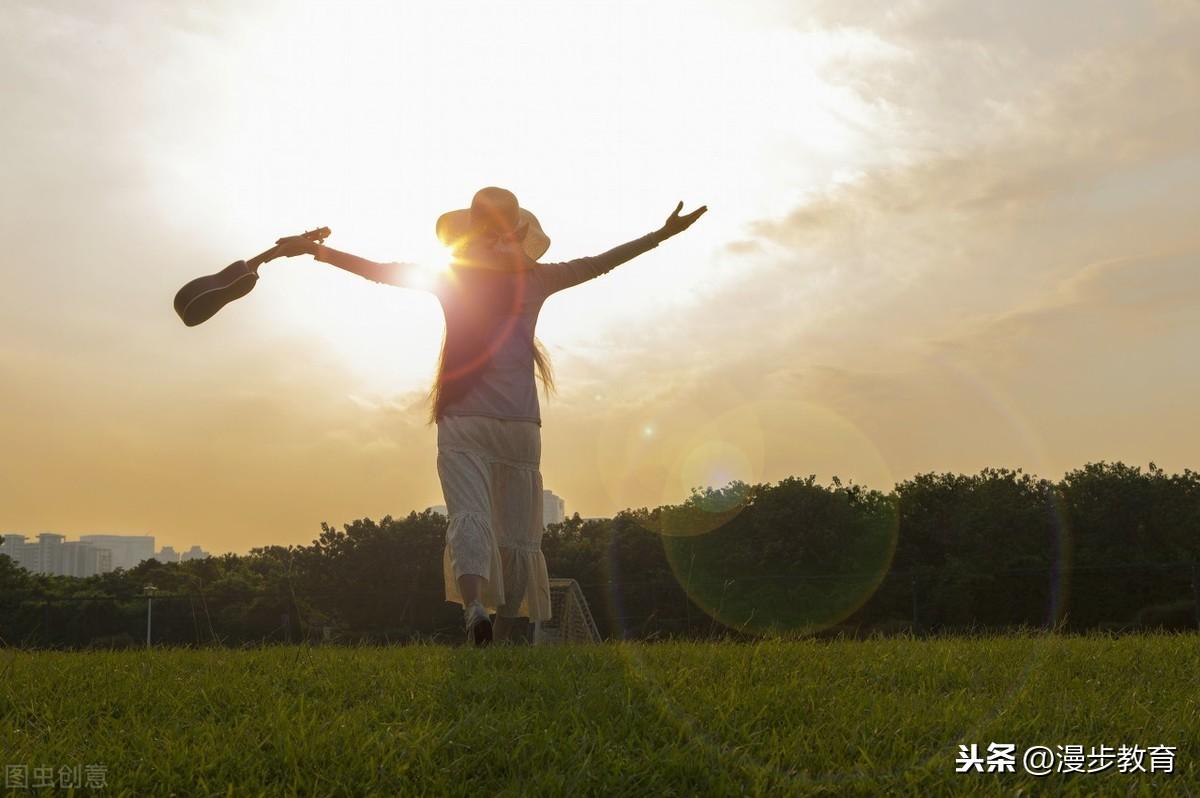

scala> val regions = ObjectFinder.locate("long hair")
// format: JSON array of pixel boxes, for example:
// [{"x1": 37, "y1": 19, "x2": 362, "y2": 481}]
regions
[{"x1": 428, "y1": 244, "x2": 555, "y2": 423}]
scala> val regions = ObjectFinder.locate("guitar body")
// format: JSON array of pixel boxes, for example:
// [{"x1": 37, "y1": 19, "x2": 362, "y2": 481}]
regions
[
  {"x1": 173, "y1": 226, "x2": 329, "y2": 326},
  {"x1": 174, "y1": 260, "x2": 258, "y2": 327}
]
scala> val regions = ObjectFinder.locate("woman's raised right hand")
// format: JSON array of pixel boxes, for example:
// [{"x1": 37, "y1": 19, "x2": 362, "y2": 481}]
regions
[{"x1": 656, "y1": 201, "x2": 708, "y2": 241}]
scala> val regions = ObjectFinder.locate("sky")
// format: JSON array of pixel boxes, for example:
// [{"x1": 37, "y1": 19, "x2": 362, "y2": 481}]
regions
[{"x1": 2, "y1": 0, "x2": 1198, "y2": 555}]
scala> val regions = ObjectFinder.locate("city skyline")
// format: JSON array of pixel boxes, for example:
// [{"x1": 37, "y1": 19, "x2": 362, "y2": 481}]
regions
[{"x1": 0, "y1": 533, "x2": 210, "y2": 576}]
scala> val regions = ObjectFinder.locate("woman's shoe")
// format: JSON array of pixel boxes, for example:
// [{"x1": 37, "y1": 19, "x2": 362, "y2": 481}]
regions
[{"x1": 464, "y1": 601, "x2": 493, "y2": 647}]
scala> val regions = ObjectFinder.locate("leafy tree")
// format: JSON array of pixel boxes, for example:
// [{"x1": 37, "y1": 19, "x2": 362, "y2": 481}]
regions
[{"x1": 2, "y1": 461, "x2": 1197, "y2": 646}]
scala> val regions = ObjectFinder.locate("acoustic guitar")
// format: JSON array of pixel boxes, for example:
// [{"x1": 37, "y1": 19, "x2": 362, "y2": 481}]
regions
[{"x1": 173, "y1": 226, "x2": 330, "y2": 327}]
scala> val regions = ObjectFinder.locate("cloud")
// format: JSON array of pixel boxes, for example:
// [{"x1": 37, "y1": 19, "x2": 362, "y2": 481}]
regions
[
  {"x1": 544, "y1": 0, "x2": 1200, "y2": 490},
  {"x1": 919, "y1": 248, "x2": 1200, "y2": 371},
  {"x1": 785, "y1": 246, "x2": 1200, "y2": 480}
]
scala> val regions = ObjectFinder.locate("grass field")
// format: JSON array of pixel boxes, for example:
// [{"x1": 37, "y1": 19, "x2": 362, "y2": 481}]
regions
[{"x1": 0, "y1": 632, "x2": 1196, "y2": 796}]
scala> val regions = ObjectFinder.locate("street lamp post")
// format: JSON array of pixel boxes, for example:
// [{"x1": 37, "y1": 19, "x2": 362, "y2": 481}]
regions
[{"x1": 144, "y1": 585, "x2": 158, "y2": 648}]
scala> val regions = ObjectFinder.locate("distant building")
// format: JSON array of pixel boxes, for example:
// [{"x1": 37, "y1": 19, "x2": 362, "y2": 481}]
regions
[
  {"x1": 1, "y1": 533, "x2": 113, "y2": 577},
  {"x1": 426, "y1": 505, "x2": 448, "y2": 517},
  {"x1": 542, "y1": 490, "x2": 566, "y2": 529},
  {"x1": 156, "y1": 546, "x2": 181, "y2": 563},
  {"x1": 61, "y1": 541, "x2": 109, "y2": 577},
  {"x1": 1, "y1": 534, "x2": 27, "y2": 569},
  {"x1": 180, "y1": 545, "x2": 210, "y2": 562},
  {"x1": 35, "y1": 533, "x2": 65, "y2": 575},
  {"x1": 79, "y1": 535, "x2": 155, "y2": 571},
  {"x1": 0, "y1": 533, "x2": 215, "y2": 574}
]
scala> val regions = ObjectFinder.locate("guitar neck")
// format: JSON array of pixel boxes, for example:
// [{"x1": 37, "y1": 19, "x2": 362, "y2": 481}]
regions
[
  {"x1": 245, "y1": 226, "x2": 330, "y2": 273},
  {"x1": 245, "y1": 244, "x2": 285, "y2": 273}
]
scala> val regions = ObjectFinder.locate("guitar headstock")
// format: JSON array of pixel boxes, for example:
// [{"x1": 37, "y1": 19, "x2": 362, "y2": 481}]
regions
[{"x1": 300, "y1": 226, "x2": 331, "y2": 244}]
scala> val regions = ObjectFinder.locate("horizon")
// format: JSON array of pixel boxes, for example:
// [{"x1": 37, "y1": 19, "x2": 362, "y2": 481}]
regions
[
  {"x1": 2, "y1": 1, "x2": 1198, "y2": 556},
  {"x1": 0, "y1": 458, "x2": 1179, "y2": 558}
]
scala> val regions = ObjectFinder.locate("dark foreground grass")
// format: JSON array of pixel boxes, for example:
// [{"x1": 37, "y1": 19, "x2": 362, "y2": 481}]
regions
[{"x1": 0, "y1": 632, "x2": 1197, "y2": 796}]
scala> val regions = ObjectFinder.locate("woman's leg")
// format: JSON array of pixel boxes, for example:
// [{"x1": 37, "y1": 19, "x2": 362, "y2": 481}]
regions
[
  {"x1": 458, "y1": 574, "x2": 484, "y2": 605},
  {"x1": 493, "y1": 614, "x2": 517, "y2": 642},
  {"x1": 437, "y1": 419, "x2": 505, "y2": 619},
  {"x1": 488, "y1": 420, "x2": 549, "y2": 642},
  {"x1": 459, "y1": 573, "x2": 492, "y2": 645}
]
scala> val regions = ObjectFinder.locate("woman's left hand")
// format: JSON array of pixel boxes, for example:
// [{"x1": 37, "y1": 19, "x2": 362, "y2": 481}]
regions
[{"x1": 274, "y1": 235, "x2": 318, "y2": 258}]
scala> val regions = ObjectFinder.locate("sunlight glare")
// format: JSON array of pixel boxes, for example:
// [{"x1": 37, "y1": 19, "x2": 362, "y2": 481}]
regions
[{"x1": 405, "y1": 241, "x2": 455, "y2": 291}]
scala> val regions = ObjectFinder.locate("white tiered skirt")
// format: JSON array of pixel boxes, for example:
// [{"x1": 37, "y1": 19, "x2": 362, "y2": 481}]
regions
[{"x1": 436, "y1": 414, "x2": 552, "y2": 622}]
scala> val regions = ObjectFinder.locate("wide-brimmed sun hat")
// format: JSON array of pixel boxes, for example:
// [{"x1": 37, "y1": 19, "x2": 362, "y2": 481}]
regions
[{"x1": 436, "y1": 186, "x2": 551, "y2": 262}]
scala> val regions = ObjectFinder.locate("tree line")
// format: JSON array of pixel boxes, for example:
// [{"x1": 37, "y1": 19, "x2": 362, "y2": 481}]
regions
[{"x1": 1, "y1": 460, "x2": 1198, "y2": 647}]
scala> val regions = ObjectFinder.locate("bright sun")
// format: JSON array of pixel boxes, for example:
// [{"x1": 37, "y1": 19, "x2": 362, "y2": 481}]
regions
[{"x1": 417, "y1": 243, "x2": 454, "y2": 275}]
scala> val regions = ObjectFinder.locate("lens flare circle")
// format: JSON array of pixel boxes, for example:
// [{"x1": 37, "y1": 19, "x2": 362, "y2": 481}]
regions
[{"x1": 595, "y1": 357, "x2": 1075, "y2": 788}]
